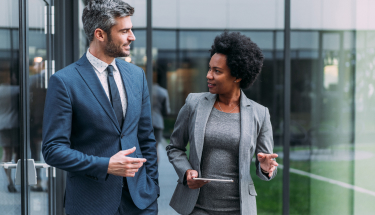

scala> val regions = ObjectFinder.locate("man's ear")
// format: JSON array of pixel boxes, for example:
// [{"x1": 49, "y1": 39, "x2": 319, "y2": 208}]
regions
[{"x1": 94, "y1": 28, "x2": 106, "y2": 42}]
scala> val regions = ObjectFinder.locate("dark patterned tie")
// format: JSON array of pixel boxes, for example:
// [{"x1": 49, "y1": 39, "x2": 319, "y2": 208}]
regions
[{"x1": 107, "y1": 65, "x2": 124, "y2": 128}]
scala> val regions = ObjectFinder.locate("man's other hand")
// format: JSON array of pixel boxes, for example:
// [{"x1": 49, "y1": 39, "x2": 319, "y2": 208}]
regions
[{"x1": 107, "y1": 147, "x2": 147, "y2": 177}]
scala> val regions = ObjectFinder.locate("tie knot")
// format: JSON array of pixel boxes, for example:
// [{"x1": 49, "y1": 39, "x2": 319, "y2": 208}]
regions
[{"x1": 107, "y1": 65, "x2": 114, "y2": 76}]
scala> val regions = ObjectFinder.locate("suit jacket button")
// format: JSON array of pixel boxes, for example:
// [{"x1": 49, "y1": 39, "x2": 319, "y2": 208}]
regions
[{"x1": 121, "y1": 134, "x2": 124, "y2": 138}]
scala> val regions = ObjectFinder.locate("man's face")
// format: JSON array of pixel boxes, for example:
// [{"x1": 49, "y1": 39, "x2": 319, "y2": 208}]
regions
[{"x1": 104, "y1": 16, "x2": 136, "y2": 58}]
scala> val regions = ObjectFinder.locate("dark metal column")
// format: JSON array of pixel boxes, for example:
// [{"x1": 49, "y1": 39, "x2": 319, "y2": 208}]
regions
[
  {"x1": 176, "y1": 29, "x2": 180, "y2": 69},
  {"x1": 350, "y1": 30, "x2": 356, "y2": 215},
  {"x1": 73, "y1": 0, "x2": 80, "y2": 61},
  {"x1": 146, "y1": 0, "x2": 153, "y2": 96},
  {"x1": 19, "y1": 0, "x2": 29, "y2": 214},
  {"x1": 54, "y1": 1, "x2": 73, "y2": 214},
  {"x1": 283, "y1": 0, "x2": 291, "y2": 214}
]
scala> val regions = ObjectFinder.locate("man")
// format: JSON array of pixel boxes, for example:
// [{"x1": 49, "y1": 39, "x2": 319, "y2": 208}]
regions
[
  {"x1": 42, "y1": 1, "x2": 159, "y2": 214},
  {"x1": 152, "y1": 77, "x2": 170, "y2": 162}
]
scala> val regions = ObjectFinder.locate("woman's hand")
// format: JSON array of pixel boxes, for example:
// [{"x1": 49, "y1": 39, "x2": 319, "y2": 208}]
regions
[
  {"x1": 257, "y1": 153, "x2": 278, "y2": 177},
  {"x1": 185, "y1": 169, "x2": 210, "y2": 189}
]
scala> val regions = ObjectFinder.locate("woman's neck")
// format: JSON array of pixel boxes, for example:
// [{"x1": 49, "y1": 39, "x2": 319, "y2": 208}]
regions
[{"x1": 217, "y1": 89, "x2": 241, "y2": 105}]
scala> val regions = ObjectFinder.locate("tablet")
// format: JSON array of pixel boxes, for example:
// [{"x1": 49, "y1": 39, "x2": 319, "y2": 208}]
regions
[{"x1": 193, "y1": 178, "x2": 234, "y2": 182}]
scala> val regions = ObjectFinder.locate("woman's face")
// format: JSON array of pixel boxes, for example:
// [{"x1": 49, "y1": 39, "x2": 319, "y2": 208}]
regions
[{"x1": 207, "y1": 53, "x2": 239, "y2": 95}]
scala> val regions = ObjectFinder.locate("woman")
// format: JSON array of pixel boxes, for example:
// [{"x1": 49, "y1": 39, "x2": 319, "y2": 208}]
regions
[{"x1": 166, "y1": 31, "x2": 278, "y2": 215}]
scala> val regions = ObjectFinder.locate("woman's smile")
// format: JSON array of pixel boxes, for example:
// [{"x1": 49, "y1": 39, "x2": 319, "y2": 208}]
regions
[{"x1": 207, "y1": 82, "x2": 215, "y2": 88}]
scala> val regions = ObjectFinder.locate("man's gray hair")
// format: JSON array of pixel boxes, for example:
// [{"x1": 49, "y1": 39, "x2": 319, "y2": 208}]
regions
[{"x1": 82, "y1": 0, "x2": 134, "y2": 42}]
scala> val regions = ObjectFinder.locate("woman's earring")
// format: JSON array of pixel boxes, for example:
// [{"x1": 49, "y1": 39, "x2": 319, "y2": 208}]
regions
[{"x1": 234, "y1": 80, "x2": 236, "y2": 82}]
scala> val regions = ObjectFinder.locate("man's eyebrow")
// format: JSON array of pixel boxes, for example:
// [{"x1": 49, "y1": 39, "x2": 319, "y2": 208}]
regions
[
  {"x1": 118, "y1": 26, "x2": 133, "y2": 32},
  {"x1": 211, "y1": 66, "x2": 223, "y2": 70}
]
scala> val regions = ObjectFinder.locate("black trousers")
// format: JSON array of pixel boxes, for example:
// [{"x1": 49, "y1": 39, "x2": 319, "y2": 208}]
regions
[{"x1": 114, "y1": 185, "x2": 158, "y2": 215}]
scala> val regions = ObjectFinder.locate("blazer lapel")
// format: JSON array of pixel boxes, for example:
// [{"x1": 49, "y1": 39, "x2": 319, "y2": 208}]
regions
[
  {"x1": 239, "y1": 90, "x2": 254, "y2": 158},
  {"x1": 238, "y1": 90, "x2": 254, "y2": 215},
  {"x1": 75, "y1": 54, "x2": 121, "y2": 132},
  {"x1": 194, "y1": 93, "x2": 216, "y2": 163}
]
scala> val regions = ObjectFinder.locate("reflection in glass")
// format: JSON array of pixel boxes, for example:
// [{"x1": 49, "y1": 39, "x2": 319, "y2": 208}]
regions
[
  {"x1": 0, "y1": 0, "x2": 21, "y2": 214},
  {"x1": 354, "y1": 30, "x2": 375, "y2": 214},
  {"x1": 78, "y1": 0, "x2": 89, "y2": 58},
  {"x1": 288, "y1": 30, "x2": 357, "y2": 214},
  {"x1": 128, "y1": 29, "x2": 147, "y2": 71},
  {"x1": 29, "y1": 0, "x2": 49, "y2": 214}
]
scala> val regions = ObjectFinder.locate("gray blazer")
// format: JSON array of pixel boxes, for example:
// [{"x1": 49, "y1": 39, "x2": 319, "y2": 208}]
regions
[{"x1": 166, "y1": 91, "x2": 277, "y2": 215}]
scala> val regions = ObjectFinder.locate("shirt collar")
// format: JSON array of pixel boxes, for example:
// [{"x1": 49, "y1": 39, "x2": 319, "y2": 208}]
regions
[{"x1": 86, "y1": 48, "x2": 118, "y2": 74}]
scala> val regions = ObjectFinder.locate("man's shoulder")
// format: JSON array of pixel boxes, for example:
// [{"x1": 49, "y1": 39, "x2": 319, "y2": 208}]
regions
[
  {"x1": 54, "y1": 62, "x2": 78, "y2": 78},
  {"x1": 115, "y1": 59, "x2": 143, "y2": 74}
]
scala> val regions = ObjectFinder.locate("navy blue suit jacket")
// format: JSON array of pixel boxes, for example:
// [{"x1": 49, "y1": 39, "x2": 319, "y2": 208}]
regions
[{"x1": 42, "y1": 54, "x2": 159, "y2": 215}]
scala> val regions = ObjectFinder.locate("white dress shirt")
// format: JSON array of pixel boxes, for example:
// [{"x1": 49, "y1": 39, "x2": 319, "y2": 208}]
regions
[{"x1": 86, "y1": 49, "x2": 127, "y2": 117}]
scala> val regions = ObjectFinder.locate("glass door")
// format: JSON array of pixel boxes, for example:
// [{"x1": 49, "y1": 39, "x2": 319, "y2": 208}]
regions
[
  {"x1": 0, "y1": 0, "x2": 55, "y2": 214},
  {"x1": 28, "y1": 0, "x2": 55, "y2": 214},
  {"x1": 0, "y1": 0, "x2": 22, "y2": 214}
]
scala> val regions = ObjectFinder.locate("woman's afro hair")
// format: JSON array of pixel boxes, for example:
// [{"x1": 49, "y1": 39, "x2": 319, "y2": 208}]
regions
[{"x1": 210, "y1": 31, "x2": 264, "y2": 89}]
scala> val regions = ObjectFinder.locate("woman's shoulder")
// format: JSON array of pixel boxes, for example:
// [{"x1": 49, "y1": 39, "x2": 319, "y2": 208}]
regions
[
  {"x1": 185, "y1": 92, "x2": 211, "y2": 108},
  {"x1": 242, "y1": 94, "x2": 268, "y2": 119},
  {"x1": 249, "y1": 99, "x2": 266, "y2": 110},
  {"x1": 186, "y1": 92, "x2": 210, "y2": 101}
]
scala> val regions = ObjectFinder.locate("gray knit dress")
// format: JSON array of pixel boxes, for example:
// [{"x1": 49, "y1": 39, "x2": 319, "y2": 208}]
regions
[{"x1": 190, "y1": 107, "x2": 241, "y2": 215}]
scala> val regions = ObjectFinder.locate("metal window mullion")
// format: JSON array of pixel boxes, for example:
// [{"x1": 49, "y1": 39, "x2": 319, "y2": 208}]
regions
[
  {"x1": 19, "y1": 0, "x2": 29, "y2": 214},
  {"x1": 51, "y1": 6, "x2": 55, "y2": 35},
  {"x1": 282, "y1": 0, "x2": 291, "y2": 215},
  {"x1": 53, "y1": 1, "x2": 68, "y2": 215},
  {"x1": 146, "y1": 0, "x2": 153, "y2": 98},
  {"x1": 73, "y1": 0, "x2": 80, "y2": 61},
  {"x1": 45, "y1": 2, "x2": 55, "y2": 214}
]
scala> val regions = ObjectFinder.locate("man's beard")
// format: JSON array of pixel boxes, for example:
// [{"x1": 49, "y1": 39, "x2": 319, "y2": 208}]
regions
[{"x1": 104, "y1": 35, "x2": 130, "y2": 58}]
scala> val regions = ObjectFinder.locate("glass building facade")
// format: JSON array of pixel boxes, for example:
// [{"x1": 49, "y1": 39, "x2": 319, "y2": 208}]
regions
[{"x1": 0, "y1": 0, "x2": 374, "y2": 214}]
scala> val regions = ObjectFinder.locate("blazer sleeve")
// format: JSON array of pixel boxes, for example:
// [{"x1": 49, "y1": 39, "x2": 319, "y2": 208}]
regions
[
  {"x1": 42, "y1": 74, "x2": 110, "y2": 182},
  {"x1": 255, "y1": 107, "x2": 277, "y2": 181},
  {"x1": 166, "y1": 94, "x2": 193, "y2": 184},
  {"x1": 137, "y1": 70, "x2": 159, "y2": 185}
]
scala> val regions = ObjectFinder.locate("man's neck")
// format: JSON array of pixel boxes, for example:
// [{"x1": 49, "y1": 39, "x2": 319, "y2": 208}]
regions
[{"x1": 88, "y1": 44, "x2": 114, "y2": 65}]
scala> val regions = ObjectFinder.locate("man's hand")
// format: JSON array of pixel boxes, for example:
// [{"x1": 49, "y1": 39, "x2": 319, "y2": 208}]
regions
[
  {"x1": 107, "y1": 147, "x2": 147, "y2": 177},
  {"x1": 258, "y1": 152, "x2": 278, "y2": 178},
  {"x1": 186, "y1": 169, "x2": 209, "y2": 189}
]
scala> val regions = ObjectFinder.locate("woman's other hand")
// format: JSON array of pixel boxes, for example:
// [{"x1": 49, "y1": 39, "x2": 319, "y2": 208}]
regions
[
  {"x1": 258, "y1": 153, "x2": 279, "y2": 177},
  {"x1": 185, "y1": 169, "x2": 210, "y2": 189}
]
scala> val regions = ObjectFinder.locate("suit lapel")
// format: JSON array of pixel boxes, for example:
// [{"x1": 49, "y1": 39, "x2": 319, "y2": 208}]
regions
[
  {"x1": 194, "y1": 93, "x2": 216, "y2": 163},
  {"x1": 116, "y1": 60, "x2": 135, "y2": 133},
  {"x1": 75, "y1": 54, "x2": 121, "y2": 132}
]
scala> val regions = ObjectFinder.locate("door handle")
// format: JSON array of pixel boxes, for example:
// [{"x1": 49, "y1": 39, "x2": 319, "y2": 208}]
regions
[{"x1": 1, "y1": 159, "x2": 54, "y2": 185}]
